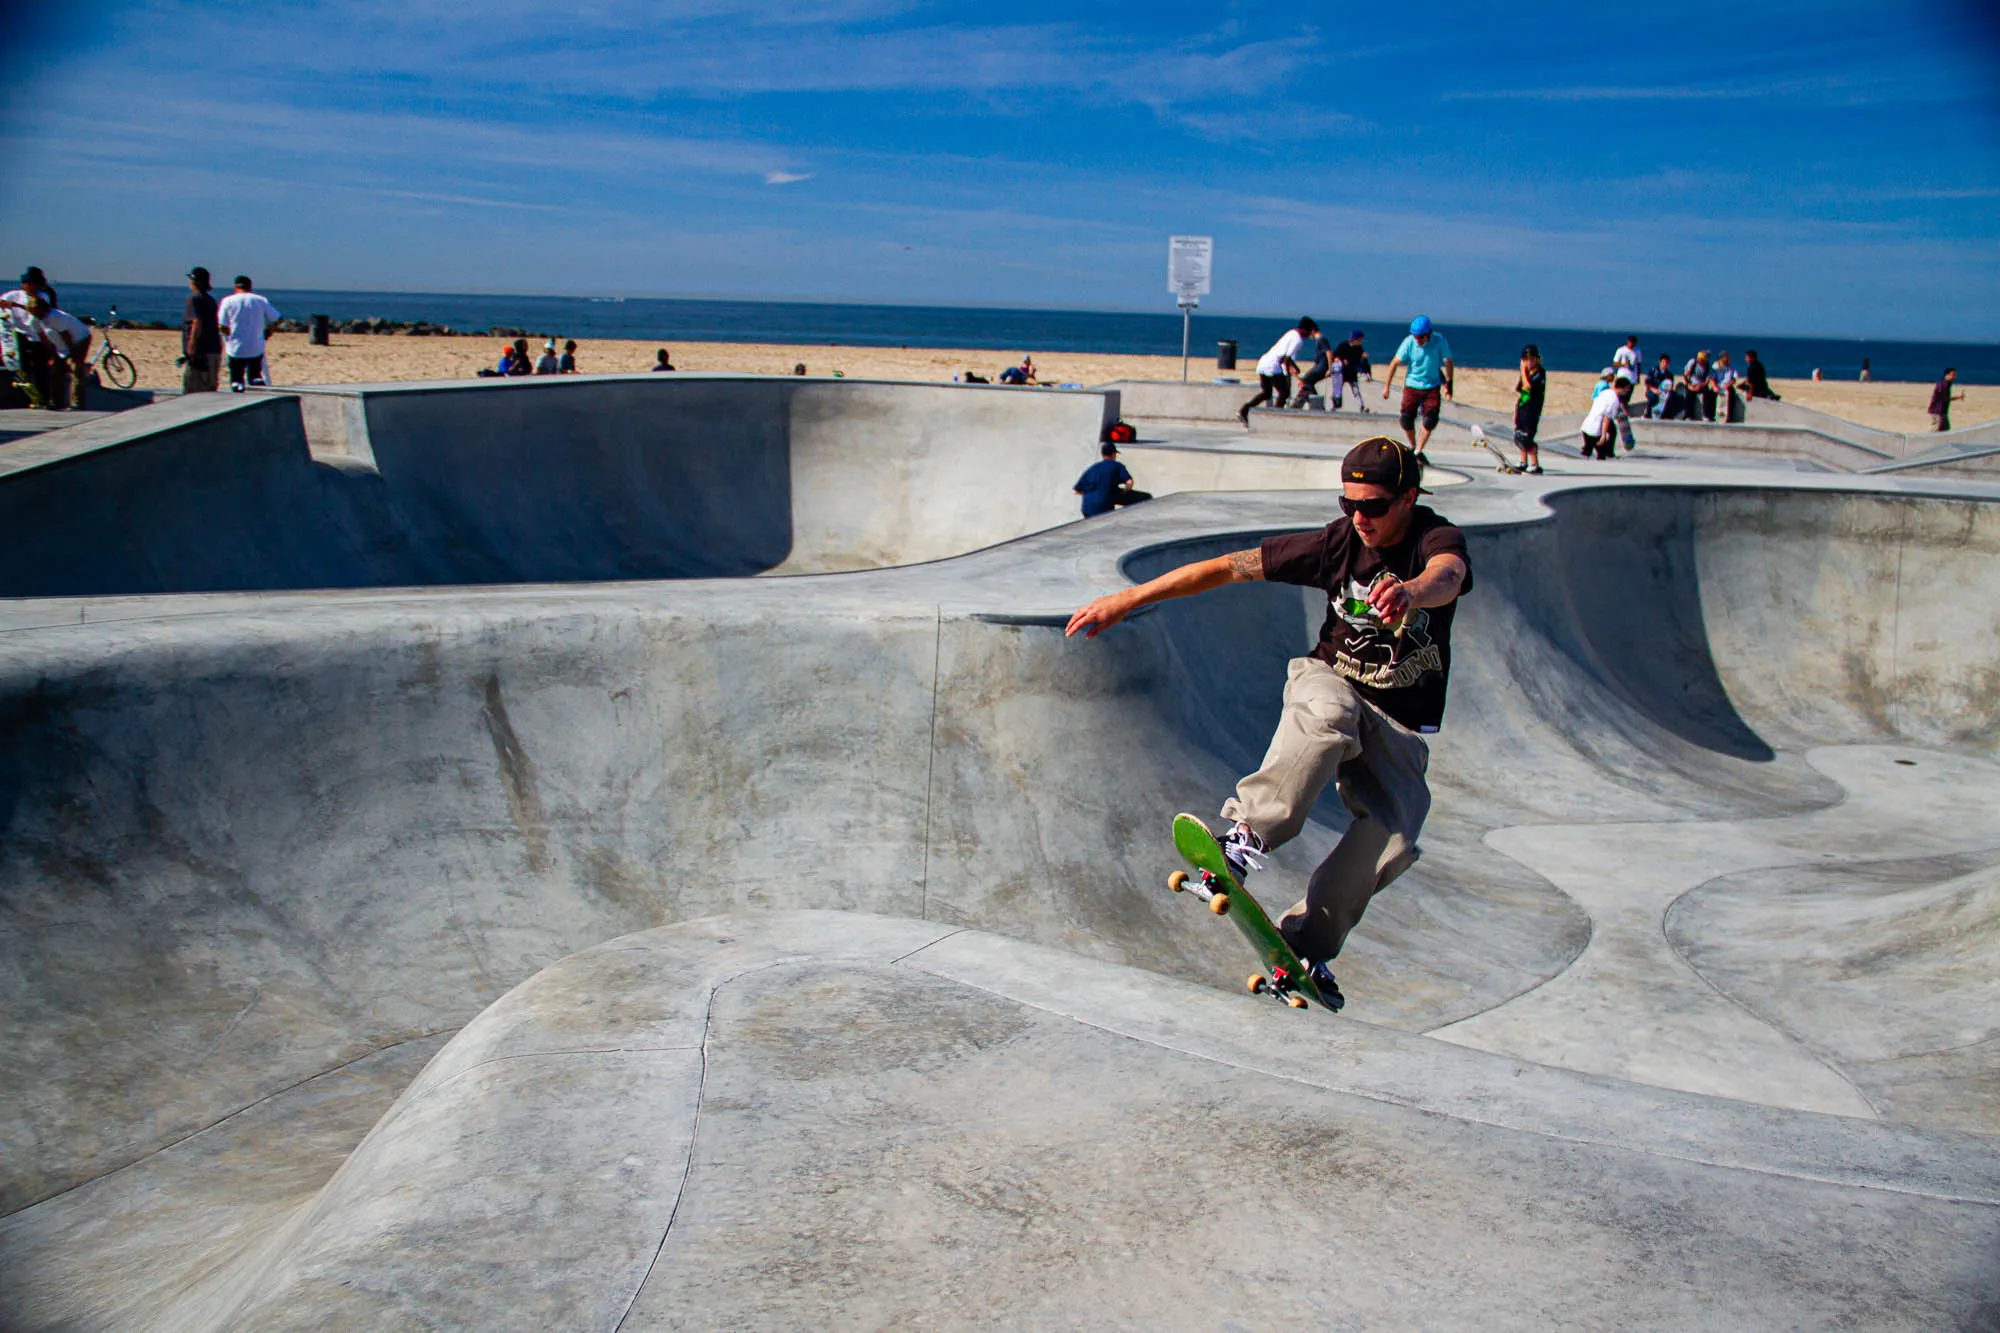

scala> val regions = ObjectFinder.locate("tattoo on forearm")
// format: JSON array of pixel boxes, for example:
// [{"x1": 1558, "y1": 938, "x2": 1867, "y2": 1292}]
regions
[{"x1": 1226, "y1": 549, "x2": 1263, "y2": 580}]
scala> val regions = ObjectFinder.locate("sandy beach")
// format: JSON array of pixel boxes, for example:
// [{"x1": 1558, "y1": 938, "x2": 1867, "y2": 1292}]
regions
[{"x1": 105, "y1": 329, "x2": 1992, "y2": 436}]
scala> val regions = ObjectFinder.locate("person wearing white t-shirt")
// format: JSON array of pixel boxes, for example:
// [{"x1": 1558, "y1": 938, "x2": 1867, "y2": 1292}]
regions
[
  {"x1": 216, "y1": 275, "x2": 282, "y2": 390},
  {"x1": 1612, "y1": 335, "x2": 1642, "y2": 389},
  {"x1": 2, "y1": 286, "x2": 51, "y2": 407},
  {"x1": 1237, "y1": 317, "x2": 1318, "y2": 425},
  {"x1": 36, "y1": 303, "x2": 92, "y2": 410},
  {"x1": 1578, "y1": 374, "x2": 1633, "y2": 460}
]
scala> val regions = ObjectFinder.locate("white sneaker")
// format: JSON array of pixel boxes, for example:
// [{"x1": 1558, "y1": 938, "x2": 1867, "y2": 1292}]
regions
[{"x1": 1219, "y1": 821, "x2": 1266, "y2": 883}]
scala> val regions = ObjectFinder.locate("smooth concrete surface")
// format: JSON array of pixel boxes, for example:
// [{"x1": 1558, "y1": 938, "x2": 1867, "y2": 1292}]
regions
[{"x1": 2, "y1": 377, "x2": 1998, "y2": 1328}]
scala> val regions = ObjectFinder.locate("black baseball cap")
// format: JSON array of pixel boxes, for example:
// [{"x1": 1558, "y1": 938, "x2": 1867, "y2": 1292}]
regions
[
  {"x1": 1343, "y1": 436, "x2": 1427, "y2": 493},
  {"x1": 188, "y1": 266, "x2": 210, "y2": 283},
  {"x1": 1521, "y1": 343, "x2": 1539, "y2": 357}
]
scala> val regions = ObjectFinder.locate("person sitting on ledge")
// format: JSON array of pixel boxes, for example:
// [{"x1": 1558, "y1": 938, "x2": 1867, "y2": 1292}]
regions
[
  {"x1": 1072, "y1": 441, "x2": 1152, "y2": 518},
  {"x1": 651, "y1": 348, "x2": 676, "y2": 372}
]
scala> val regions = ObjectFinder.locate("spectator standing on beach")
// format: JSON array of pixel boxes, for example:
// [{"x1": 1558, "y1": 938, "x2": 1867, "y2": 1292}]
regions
[
  {"x1": 1382, "y1": 316, "x2": 1453, "y2": 456},
  {"x1": 559, "y1": 340, "x2": 577, "y2": 374},
  {"x1": 1239, "y1": 317, "x2": 1317, "y2": 424},
  {"x1": 1859, "y1": 358, "x2": 1872, "y2": 383},
  {"x1": 1332, "y1": 330, "x2": 1369, "y2": 412},
  {"x1": 1513, "y1": 344, "x2": 1546, "y2": 474},
  {"x1": 1578, "y1": 374, "x2": 1633, "y2": 459},
  {"x1": 1613, "y1": 335, "x2": 1643, "y2": 389},
  {"x1": 182, "y1": 268, "x2": 221, "y2": 393},
  {"x1": 1683, "y1": 350, "x2": 1717, "y2": 421},
  {"x1": 35, "y1": 298, "x2": 91, "y2": 410},
  {"x1": 217, "y1": 276, "x2": 281, "y2": 390},
  {"x1": 1073, "y1": 441, "x2": 1152, "y2": 517},
  {"x1": 1743, "y1": 349, "x2": 1779, "y2": 402},
  {"x1": 1930, "y1": 369, "x2": 1964, "y2": 432},
  {"x1": 651, "y1": 348, "x2": 676, "y2": 372}
]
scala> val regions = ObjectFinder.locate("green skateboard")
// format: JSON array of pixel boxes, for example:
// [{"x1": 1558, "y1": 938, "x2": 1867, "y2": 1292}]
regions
[{"x1": 1169, "y1": 813, "x2": 1329, "y2": 1010}]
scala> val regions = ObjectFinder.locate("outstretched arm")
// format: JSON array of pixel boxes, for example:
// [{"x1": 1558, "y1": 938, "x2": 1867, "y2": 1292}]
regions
[{"x1": 1066, "y1": 548, "x2": 1263, "y2": 638}]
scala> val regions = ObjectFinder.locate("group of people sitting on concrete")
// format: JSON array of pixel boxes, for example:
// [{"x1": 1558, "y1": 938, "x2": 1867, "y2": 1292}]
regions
[{"x1": 1607, "y1": 336, "x2": 1780, "y2": 424}]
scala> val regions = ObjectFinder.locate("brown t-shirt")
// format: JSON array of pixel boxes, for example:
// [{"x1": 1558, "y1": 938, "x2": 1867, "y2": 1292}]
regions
[{"x1": 1259, "y1": 506, "x2": 1472, "y2": 731}]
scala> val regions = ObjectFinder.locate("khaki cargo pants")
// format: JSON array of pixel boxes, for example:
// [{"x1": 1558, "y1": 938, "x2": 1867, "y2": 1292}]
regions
[{"x1": 1220, "y1": 656, "x2": 1431, "y2": 963}]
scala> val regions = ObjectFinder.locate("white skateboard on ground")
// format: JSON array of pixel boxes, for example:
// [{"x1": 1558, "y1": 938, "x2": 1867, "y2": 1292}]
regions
[{"x1": 1470, "y1": 424, "x2": 1523, "y2": 474}]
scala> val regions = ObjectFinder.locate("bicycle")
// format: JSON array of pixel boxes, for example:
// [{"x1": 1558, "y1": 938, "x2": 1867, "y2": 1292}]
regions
[{"x1": 83, "y1": 305, "x2": 137, "y2": 389}]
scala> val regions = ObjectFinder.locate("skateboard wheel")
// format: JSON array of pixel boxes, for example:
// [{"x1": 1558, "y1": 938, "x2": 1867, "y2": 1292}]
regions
[
  {"x1": 1168, "y1": 870, "x2": 1189, "y2": 893},
  {"x1": 1247, "y1": 974, "x2": 1266, "y2": 994},
  {"x1": 1286, "y1": 993, "x2": 1308, "y2": 1009},
  {"x1": 1209, "y1": 893, "x2": 1230, "y2": 916}
]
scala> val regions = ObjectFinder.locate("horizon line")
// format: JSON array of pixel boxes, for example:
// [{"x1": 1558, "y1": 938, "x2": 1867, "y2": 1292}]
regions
[{"x1": 54, "y1": 278, "x2": 2000, "y2": 350}]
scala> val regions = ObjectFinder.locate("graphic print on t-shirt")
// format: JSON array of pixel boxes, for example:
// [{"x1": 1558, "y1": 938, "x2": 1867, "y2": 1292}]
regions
[{"x1": 1331, "y1": 577, "x2": 1443, "y2": 692}]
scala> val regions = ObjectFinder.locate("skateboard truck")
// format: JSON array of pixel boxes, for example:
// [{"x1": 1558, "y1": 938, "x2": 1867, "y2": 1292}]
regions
[
  {"x1": 1168, "y1": 868, "x2": 1231, "y2": 915},
  {"x1": 1248, "y1": 965, "x2": 1310, "y2": 1008}
]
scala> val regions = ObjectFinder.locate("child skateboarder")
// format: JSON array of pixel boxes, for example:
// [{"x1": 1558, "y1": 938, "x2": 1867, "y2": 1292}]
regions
[{"x1": 1065, "y1": 437, "x2": 1471, "y2": 1007}]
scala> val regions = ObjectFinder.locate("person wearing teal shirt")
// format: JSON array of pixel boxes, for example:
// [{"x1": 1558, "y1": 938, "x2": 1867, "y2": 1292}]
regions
[{"x1": 1381, "y1": 315, "x2": 1454, "y2": 456}]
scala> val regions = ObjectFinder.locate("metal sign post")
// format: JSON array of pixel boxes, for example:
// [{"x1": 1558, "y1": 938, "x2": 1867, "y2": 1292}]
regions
[{"x1": 1167, "y1": 236, "x2": 1213, "y2": 383}]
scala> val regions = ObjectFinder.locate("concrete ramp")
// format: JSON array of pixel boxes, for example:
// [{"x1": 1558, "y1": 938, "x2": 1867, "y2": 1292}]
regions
[{"x1": 1, "y1": 394, "x2": 1998, "y2": 1327}]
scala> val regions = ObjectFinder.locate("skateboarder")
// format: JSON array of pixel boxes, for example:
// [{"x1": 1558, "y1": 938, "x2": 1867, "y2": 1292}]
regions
[
  {"x1": 1380, "y1": 316, "x2": 1453, "y2": 457},
  {"x1": 1066, "y1": 437, "x2": 1471, "y2": 1006},
  {"x1": 1238, "y1": 317, "x2": 1317, "y2": 424},
  {"x1": 1332, "y1": 330, "x2": 1369, "y2": 412}
]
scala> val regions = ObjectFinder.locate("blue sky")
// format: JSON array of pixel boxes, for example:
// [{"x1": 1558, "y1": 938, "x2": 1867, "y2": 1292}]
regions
[{"x1": 2, "y1": 0, "x2": 1996, "y2": 339}]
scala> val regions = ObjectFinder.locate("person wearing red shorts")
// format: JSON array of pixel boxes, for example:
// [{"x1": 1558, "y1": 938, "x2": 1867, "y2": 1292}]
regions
[{"x1": 1381, "y1": 315, "x2": 1453, "y2": 458}]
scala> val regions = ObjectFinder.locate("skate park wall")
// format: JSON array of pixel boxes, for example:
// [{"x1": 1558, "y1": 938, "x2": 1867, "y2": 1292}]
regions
[
  {"x1": 4, "y1": 480, "x2": 1996, "y2": 1233},
  {"x1": 0, "y1": 376, "x2": 1371, "y2": 597}
]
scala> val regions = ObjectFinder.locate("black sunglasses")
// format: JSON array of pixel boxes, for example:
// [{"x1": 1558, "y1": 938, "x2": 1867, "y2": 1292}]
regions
[{"x1": 1339, "y1": 495, "x2": 1400, "y2": 519}]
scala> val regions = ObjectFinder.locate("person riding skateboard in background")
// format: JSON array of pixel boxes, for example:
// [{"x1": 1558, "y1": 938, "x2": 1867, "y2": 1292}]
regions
[
  {"x1": 1066, "y1": 437, "x2": 1470, "y2": 1008},
  {"x1": 1331, "y1": 329, "x2": 1369, "y2": 412},
  {"x1": 1238, "y1": 317, "x2": 1317, "y2": 423},
  {"x1": 1381, "y1": 315, "x2": 1453, "y2": 458}
]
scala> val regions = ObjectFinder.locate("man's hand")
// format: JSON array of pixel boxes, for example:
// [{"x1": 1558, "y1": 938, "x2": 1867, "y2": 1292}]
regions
[
  {"x1": 1066, "y1": 591, "x2": 1133, "y2": 638},
  {"x1": 1367, "y1": 576, "x2": 1411, "y2": 622},
  {"x1": 1380, "y1": 383, "x2": 1391, "y2": 401},
  {"x1": 1066, "y1": 549, "x2": 1257, "y2": 639}
]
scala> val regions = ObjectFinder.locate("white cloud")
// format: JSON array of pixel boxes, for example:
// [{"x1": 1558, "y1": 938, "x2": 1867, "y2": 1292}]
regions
[{"x1": 764, "y1": 171, "x2": 814, "y2": 185}]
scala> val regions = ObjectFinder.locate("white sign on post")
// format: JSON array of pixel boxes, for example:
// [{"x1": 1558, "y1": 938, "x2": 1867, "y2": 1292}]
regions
[
  {"x1": 1168, "y1": 235, "x2": 1212, "y2": 304},
  {"x1": 1167, "y1": 235, "x2": 1213, "y2": 383}
]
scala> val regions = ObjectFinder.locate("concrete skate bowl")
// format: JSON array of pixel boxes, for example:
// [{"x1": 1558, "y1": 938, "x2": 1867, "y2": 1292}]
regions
[
  {"x1": 2, "y1": 480, "x2": 1999, "y2": 1327},
  {"x1": 0, "y1": 375, "x2": 1361, "y2": 598}
]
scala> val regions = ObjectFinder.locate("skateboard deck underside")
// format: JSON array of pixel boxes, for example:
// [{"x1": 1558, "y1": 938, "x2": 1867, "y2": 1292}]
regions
[{"x1": 1172, "y1": 814, "x2": 1326, "y2": 1008}]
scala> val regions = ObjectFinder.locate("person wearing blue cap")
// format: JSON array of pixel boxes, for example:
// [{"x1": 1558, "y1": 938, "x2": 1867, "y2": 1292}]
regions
[{"x1": 1381, "y1": 315, "x2": 1453, "y2": 456}]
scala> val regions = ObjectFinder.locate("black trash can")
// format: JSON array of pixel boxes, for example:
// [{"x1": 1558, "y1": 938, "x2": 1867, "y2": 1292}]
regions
[
  {"x1": 309, "y1": 314, "x2": 330, "y2": 346},
  {"x1": 1217, "y1": 339, "x2": 1237, "y2": 370}
]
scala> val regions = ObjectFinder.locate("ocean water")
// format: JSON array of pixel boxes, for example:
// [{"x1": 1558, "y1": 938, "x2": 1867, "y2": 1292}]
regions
[{"x1": 57, "y1": 282, "x2": 1997, "y2": 385}]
